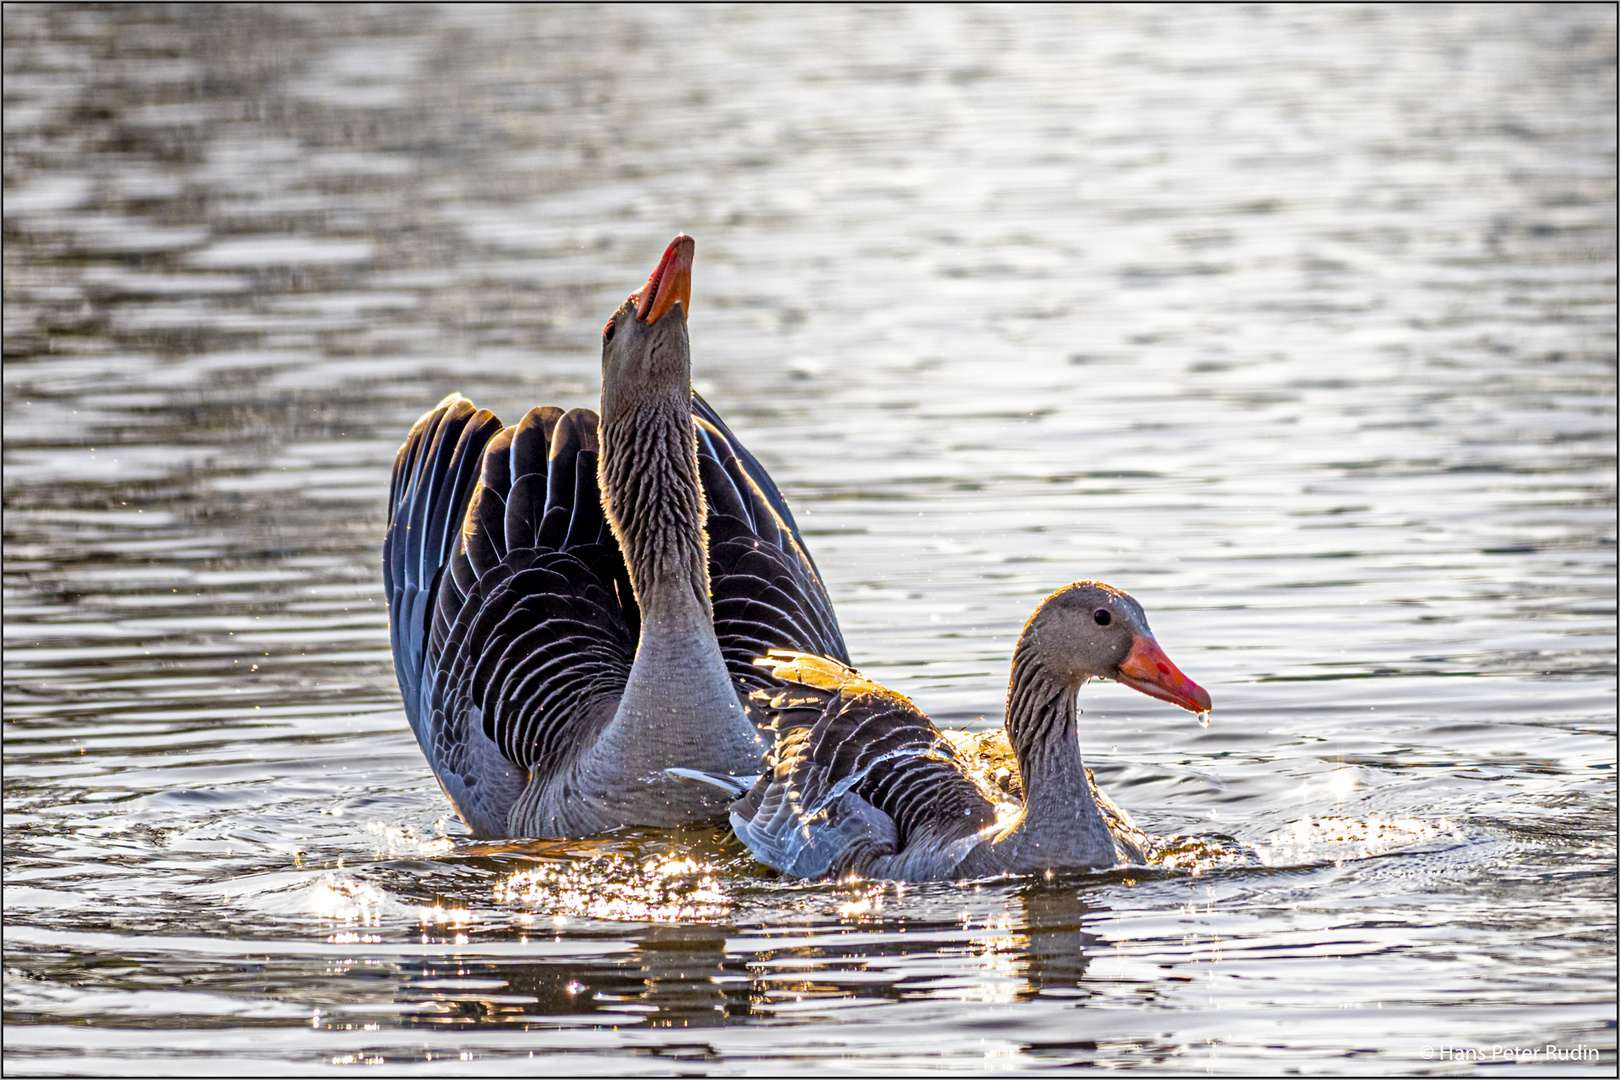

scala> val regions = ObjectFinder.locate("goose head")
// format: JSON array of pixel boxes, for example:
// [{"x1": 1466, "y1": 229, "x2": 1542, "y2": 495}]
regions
[
  {"x1": 600, "y1": 234, "x2": 695, "y2": 421},
  {"x1": 1024, "y1": 581, "x2": 1211, "y2": 714}
]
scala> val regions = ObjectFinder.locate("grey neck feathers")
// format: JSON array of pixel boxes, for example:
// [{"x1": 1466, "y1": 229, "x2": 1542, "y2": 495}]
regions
[
  {"x1": 598, "y1": 391, "x2": 710, "y2": 618},
  {"x1": 977, "y1": 638, "x2": 1117, "y2": 871},
  {"x1": 1004, "y1": 639, "x2": 1094, "y2": 825}
]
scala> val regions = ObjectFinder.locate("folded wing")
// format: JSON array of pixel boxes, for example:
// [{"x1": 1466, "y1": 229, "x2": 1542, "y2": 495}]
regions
[{"x1": 731, "y1": 652, "x2": 999, "y2": 879}]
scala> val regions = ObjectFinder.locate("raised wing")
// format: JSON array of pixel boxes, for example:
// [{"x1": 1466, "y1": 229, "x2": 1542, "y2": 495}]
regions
[
  {"x1": 692, "y1": 393, "x2": 849, "y2": 699},
  {"x1": 385, "y1": 396, "x2": 636, "y2": 835},
  {"x1": 385, "y1": 394, "x2": 504, "y2": 730},
  {"x1": 385, "y1": 393, "x2": 846, "y2": 836}
]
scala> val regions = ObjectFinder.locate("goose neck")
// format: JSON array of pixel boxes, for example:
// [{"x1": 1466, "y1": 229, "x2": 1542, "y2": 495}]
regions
[
  {"x1": 1004, "y1": 642, "x2": 1090, "y2": 812},
  {"x1": 598, "y1": 391, "x2": 710, "y2": 618}
]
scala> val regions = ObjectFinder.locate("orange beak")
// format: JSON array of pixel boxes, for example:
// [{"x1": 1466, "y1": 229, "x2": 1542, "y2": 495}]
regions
[
  {"x1": 634, "y1": 234, "x2": 694, "y2": 325},
  {"x1": 1115, "y1": 634, "x2": 1212, "y2": 714}
]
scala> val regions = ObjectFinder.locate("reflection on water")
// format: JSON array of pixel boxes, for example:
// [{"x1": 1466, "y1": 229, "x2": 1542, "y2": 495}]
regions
[
  {"x1": 3, "y1": 2, "x2": 1615, "y2": 1072},
  {"x1": 1015, "y1": 883, "x2": 1095, "y2": 1000},
  {"x1": 387, "y1": 870, "x2": 1100, "y2": 1037}
]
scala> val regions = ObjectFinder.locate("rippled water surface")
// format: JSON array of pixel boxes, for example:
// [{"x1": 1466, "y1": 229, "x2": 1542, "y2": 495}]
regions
[{"x1": 4, "y1": 4, "x2": 1615, "y2": 1074}]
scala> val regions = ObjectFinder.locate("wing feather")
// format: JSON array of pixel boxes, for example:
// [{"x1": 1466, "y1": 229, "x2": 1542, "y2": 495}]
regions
[
  {"x1": 387, "y1": 391, "x2": 842, "y2": 837},
  {"x1": 731, "y1": 653, "x2": 997, "y2": 879},
  {"x1": 693, "y1": 394, "x2": 849, "y2": 671},
  {"x1": 388, "y1": 396, "x2": 633, "y2": 835}
]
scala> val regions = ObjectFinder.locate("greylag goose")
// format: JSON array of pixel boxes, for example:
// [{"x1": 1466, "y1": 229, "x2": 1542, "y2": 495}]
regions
[
  {"x1": 678, "y1": 582, "x2": 1209, "y2": 881},
  {"x1": 384, "y1": 235, "x2": 848, "y2": 837}
]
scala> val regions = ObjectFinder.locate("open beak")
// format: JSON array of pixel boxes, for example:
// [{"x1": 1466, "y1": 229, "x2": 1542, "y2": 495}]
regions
[
  {"x1": 1115, "y1": 634, "x2": 1212, "y2": 714},
  {"x1": 634, "y1": 234, "x2": 694, "y2": 325}
]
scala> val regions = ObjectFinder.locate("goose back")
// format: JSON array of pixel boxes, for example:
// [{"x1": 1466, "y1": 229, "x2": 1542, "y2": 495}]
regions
[{"x1": 731, "y1": 653, "x2": 1001, "y2": 880}]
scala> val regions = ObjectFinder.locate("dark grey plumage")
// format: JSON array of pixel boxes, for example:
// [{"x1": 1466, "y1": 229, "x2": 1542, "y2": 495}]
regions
[
  {"x1": 385, "y1": 389, "x2": 848, "y2": 837},
  {"x1": 712, "y1": 583, "x2": 1211, "y2": 881},
  {"x1": 731, "y1": 654, "x2": 1002, "y2": 880}
]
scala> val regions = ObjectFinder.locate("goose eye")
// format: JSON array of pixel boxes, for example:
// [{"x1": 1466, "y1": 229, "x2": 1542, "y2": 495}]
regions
[
  {"x1": 1092, "y1": 608, "x2": 1112, "y2": 626},
  {"x1": 603, "y1": 318, "x2": 616, "y2": 343}
]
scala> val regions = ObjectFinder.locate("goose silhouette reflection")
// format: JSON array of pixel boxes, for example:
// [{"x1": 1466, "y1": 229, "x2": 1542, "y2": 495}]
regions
[
  {"x1": 1015, "y1": 881, "x2": 1096, "y2": 999},
  {"x1": 393, "y1": 877, "x2": 1101, "y2": 1030}
]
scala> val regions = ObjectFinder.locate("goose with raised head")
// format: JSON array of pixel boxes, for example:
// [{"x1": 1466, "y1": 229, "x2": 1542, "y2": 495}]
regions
[
  {"x1": 384, "y1": 235, "x2": 848, "y2": 837},
  {"x1": 678, "y1": 582, "x2": 1208, "y2": 881}
]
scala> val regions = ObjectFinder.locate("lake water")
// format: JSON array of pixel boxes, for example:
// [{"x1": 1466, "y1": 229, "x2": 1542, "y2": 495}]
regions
[{"x1": 3, "y1": 4, "x2": 1615, "y2": 1074}]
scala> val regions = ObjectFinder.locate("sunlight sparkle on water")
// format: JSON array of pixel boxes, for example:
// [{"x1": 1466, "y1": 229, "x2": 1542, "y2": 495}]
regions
[
  {"x1": 1146, "y1": 834, "x2": 1258, "y2": 875},
  {"x1": 1259, "y1": 815, "x2": 1461, "y2": 867},
  {"x1": 835, "y1": 882, "x2": 890, "y2": 920},
  {"x1": 494, "y1": 853, "x2": 730, "y2": 922},
  {"x1": 3, "y1": 4, "x2": 1613, "y2": 1070},
  {"x1": 418, "y1": 903, "x2": 473, "y2": 929},
  {"x1": 307, "y1": 873, "x2": 384, "y2": 925},
  {"x1": 1328, "y1": 767, "x2": 1358, "y2": 803},
  {"x1": 364, "y1": 820, "x2": 453, "y2": 857}
]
